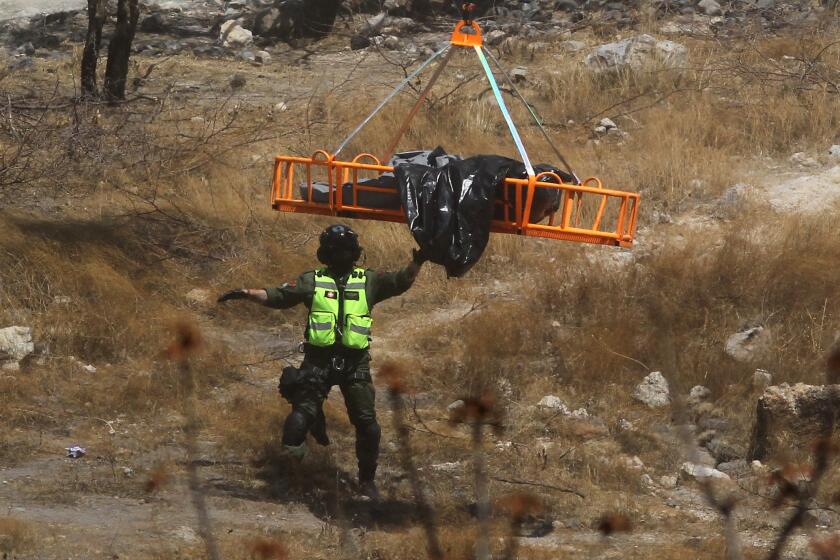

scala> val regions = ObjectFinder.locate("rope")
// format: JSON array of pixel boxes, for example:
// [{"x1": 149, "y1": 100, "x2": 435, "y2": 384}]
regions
[
  {"x1": 333, "y1": 44, "x2": 452, "y2": 158},
  {"x1": 481, "y1": 46, "x2": 579, "y2": 183},
  {"x1": 474, "y1": 45, "x2": 534, "y2": 176}
]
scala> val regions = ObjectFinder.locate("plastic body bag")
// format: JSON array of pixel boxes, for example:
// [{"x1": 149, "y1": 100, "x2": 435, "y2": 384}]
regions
[{"x1": 395, "y1": 151, "x2": 573, "y2": 277}]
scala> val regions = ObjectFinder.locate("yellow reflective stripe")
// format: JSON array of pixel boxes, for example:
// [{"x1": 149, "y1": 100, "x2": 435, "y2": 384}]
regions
[
  {"x1": 345, "y1": 282, "x2": 366, "y2": 289},
  {"x1": 315, "y1": 281, "x2": 336, "y2": 289},
  {"x1": 309, "y1": 321, "x2": 333, "y2": 330},
  {"x1": 348, "y1": 323, "x2": 371, "y2": 335}
]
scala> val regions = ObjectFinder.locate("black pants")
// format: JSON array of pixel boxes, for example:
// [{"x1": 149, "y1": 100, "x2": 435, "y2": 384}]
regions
[{"x1": 281, "y1": 353, "x2": 380, "y2": 482}]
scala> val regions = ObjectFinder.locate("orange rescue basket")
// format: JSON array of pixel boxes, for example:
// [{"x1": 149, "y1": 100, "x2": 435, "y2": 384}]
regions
[{"x1": 270, "y1": 17, "x2": 640, "y2": 248}]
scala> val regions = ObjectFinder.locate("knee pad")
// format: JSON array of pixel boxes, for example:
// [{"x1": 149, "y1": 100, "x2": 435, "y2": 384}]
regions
[
  {"x1": 356, "y1": 421, "x2": 380, "y2": 442},
  {"x1": 282, "y1": 409, "x2": 313, "y2": 447}
]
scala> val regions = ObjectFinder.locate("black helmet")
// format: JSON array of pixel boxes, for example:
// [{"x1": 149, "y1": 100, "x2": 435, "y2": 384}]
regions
[{"x1": 317, "y1": 224, "x2": 362, "y2": 268}]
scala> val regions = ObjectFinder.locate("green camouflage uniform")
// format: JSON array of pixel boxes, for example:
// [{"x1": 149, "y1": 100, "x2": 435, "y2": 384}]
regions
[{"x1": 264, "y1": 265, "x2": 417, "y2": 475}]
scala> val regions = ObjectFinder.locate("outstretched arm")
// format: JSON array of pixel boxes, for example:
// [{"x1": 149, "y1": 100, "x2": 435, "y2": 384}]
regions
[
  {"x1": 218, "y1": 272, "x2": 313, "y2": 309},
  {"x1": 217, "y1": 288, "x2": 270, "y2": 305}
]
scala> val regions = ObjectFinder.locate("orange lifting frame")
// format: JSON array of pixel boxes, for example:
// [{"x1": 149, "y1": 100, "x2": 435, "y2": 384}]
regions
[
  {"x1": 271, "y1": 151, "x2": 639, "y2": 247},
  {"x1": 269, "y1": 19, "x2": 640, "y2": 248}
]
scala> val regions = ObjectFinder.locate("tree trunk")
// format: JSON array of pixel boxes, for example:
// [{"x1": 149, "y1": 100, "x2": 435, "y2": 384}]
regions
[
  {"x1": 103, "y1": 0, "x2": 140, "y2": 102},
  {"x1": 81, "y1": 0, "x2": 106, "y2": 97},
  {"x1": 301, "y1": 0, "x2": 341, "y2": 38}
]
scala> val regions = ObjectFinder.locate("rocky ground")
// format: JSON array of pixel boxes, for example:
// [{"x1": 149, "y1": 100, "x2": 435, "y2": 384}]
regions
[{"x1": 1, "y1": 0, "x2": 839, "y2": 559}]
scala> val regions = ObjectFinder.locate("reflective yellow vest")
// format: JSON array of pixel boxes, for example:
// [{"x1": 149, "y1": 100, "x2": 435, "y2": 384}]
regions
[{"x1": 307, "y1": 268, "x2": 372, "y2": 350}]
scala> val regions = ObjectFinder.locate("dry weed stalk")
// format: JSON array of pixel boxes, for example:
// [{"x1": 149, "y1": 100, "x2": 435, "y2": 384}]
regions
[
  {"x1": 164, "y1": 320, "x2": 220, "y2": 560},
  {"x1": 249, "y1": 537, "x2": 287, "y2": 559},
  {"x1": 450, "y1": 394, "x2": 503, "y2": 560},
  {"x1": 597, "y1": 512, "x2": 634, "y2": 536},
  {"x1": 379, "y1": 361, "x2": 444, "y2": 560},
  {"x1": 497, "y1": 493, "x2": 542, "y2": 560}
]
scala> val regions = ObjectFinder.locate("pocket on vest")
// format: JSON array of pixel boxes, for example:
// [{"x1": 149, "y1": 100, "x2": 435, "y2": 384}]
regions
[
  {"x1": 343, "y1": 315, "x2": 372, "y2": 349},
  {"x1": 308, "y1": 311, "x2": 336, "y2": 346}
]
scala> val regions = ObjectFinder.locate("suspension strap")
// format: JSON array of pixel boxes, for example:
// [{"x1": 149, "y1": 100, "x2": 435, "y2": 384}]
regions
[
  {"x1": 382, "y1": 48, "x2": 454, "y2": 164},
  {"x1": 333, "y1": 44, "x2": 452, "y2": 158},
  {"x1": 481, "y1": 46, "x2": 579, "y2": 182},
  {"x1": 474, "y1": 45, "x2": 534, "y2": 177}
]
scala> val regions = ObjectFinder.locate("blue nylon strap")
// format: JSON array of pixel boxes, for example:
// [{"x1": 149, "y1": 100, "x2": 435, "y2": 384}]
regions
[
  {"x1": 474, "y1": 45, "x2": 534, "y2": 177},
  {"x1": 333, "y1": 44, "x2": 452, "y2": 158}
]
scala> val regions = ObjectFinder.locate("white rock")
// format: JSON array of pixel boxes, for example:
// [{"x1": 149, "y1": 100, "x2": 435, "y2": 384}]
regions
[
  {"x1": 430, "y1": 461, "x2": 461, "y2": 472},
  {"x1": 447, "y1": 399, "x2": 465, "y2": 412},
  {"x1": 383, "y1": 0, "x2": 408, "y2": 11},
  {"x1": 511, "y1": 66, "x2": 528, "y2": 82},
  {"x1": 697, "y1": 0, "x2": 723, "y2": 15},
  {"x1": 557, "y1": 40, "x2": 586, "y2": 54},
  {"x1": 537, "y1": 395, "x2": 569, "y2": 412},
  {"x1": 724, "y1": 326, "x2": 771, "y2": 362},
  {"x1": 829, "y1": 145, "x2": 840, "y2": 157},
  {"x1": 485, "y1": 29, "x2": 506, "y2": 46},
  {"x1": 688, "y1": 385, "x2": 711, "y2": 404},
  {"x1": 172, "y1": 525, "x2": 200, "y2": 543},
  {"x1": 52, "y1": 295, "x2": 71, "y2": 305},
  {"x1": 81, "y1": 364, "x2": 97, "y2": 373},
  {"x1": 383, "y1": 35, "x2": 400, "y2": 50},
  {"x1": 0, "y1": 326, "x2": 34, "y2": 370},
  {"x1": 569, "y1": 408, "x2": 590, "y2": 419},
  {"x1": 623, "y1": 455, "x2": 645, "y2": 470},
  {"x1": 585, "y1": 35, "x2": 687, "y2": 75},
  {"x1": 273, "y1": 101, "x2": 288, "y2": 112},
  {"x1": 365, "y1": 12, "x2": 387, "y2": 33},
  {"x1": 220, "y1": 20, "x2": 253, "y2": 48},
  {"x1": 185, "y1": 288, "x2": 210, "y2": 305},
  {"x1": 680, "y1": 462, "x2": 730, "y2": 480},
  {"x1": 599, "y1": 117, "x2": 617, "y2": 130},
  {"x1": 791, "y1": 152, "x2": 819, "y2": 167},
  {"x1": 633, "y1": 371, "x2": 670, "y2": 408},
  {"x1": 190, "y1": 116, "x2": 205, "y2": 124},
  {"x1": 640, "y1": 473, "x2": 654, "y2": 487},
  {"x1": 750, "y1": 460, "x2": 765, "y2": 473},
  {"x1": 659, "y1": 475, "x2": 678, "y2": 489},
  {"x1": 753, "y1": 368, "x2": 772, "y2": 389},
  {"x1": 255, "y1": 50, "x2": 271, "y2": 64},
  {"x1": 593, "y1": 125, "x2": 607, "y2": 134}
]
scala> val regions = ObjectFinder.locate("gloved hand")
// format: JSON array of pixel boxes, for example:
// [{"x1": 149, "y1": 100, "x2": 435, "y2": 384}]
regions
[
  {"x1": 412, "y1": 248, "x2": 428, "y2": 265},
  {"x1": 217, "y1": 289, "x2": 248, "y2": 303}
]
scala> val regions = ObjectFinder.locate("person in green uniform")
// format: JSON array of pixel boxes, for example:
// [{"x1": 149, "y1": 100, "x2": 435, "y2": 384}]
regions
[{"x1": 217, "y1": 224, "x2": 426, "y2": 499}]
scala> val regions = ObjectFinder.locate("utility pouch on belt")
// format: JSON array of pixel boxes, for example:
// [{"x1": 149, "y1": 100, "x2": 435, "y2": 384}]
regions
[{"x1": 278, "y1": 365, "x2": 302, "y2": 401}]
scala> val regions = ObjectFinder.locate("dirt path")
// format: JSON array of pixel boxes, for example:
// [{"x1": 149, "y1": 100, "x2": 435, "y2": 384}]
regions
[{"x1": 0, "y1": 0, "x2": 85, "y2": 21}]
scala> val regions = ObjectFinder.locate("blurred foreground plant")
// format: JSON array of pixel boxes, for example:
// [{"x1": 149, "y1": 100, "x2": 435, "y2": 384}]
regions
[{"x1": 164, "y1": 320, "x2": 220, "y2": 560}]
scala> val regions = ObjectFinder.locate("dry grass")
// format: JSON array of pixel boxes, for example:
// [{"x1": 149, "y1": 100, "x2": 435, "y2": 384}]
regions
[{"x1": 0, "y1": 517, "x2": 36, "y2": 554}]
